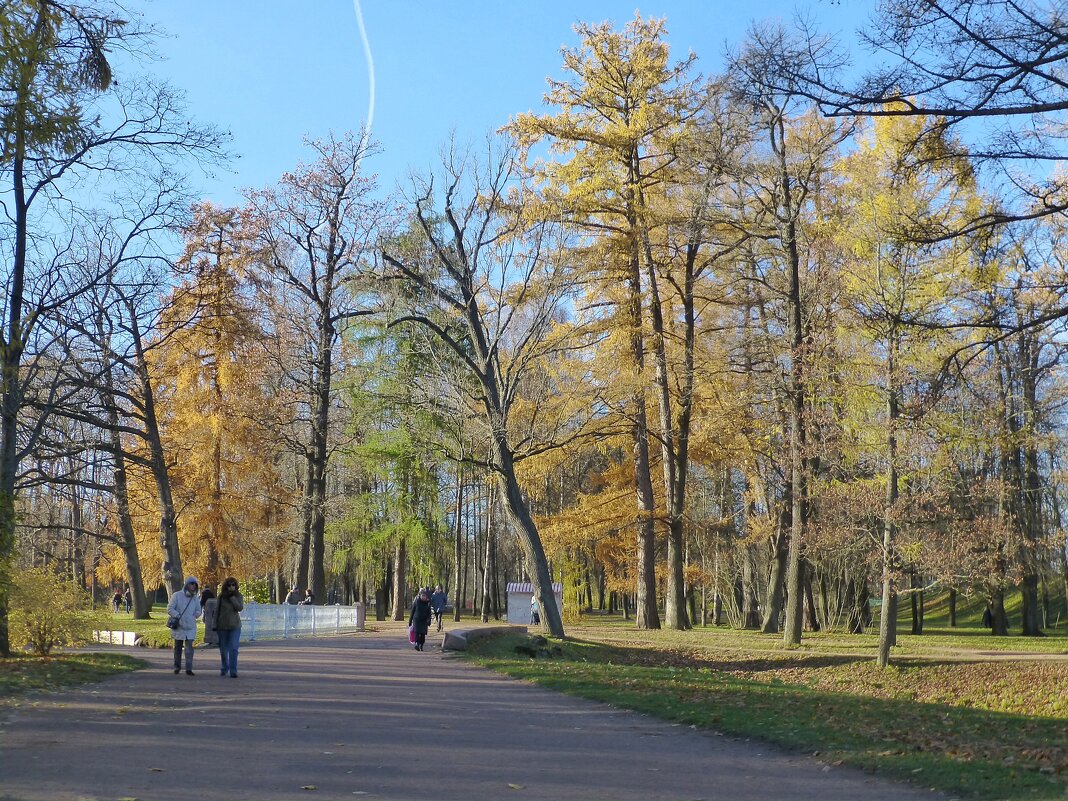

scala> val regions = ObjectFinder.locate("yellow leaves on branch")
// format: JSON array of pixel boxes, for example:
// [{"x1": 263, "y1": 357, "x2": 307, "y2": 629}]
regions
[{"x1": 120, "y1": 204, "x2": 294, "y2": 588}]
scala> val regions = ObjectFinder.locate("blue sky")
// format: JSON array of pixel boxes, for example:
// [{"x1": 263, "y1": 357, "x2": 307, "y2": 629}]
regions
[{"x1": 128, "y1": 1, "x2": 874, "y2": 205}]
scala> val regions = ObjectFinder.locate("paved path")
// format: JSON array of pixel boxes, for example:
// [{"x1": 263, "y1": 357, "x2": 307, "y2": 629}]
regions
[{"x1": 0, "y1": 631, "x2": 941, "y2": 801}]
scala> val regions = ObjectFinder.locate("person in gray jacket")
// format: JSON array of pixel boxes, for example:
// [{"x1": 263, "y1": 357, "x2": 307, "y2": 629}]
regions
[
  {"x1": 215, "y1": 576, "x2": 244, "y2": 678},
  {"x1": 200, "y1": 588, "x2": 219, "y2": 648},
  {"x1": 167, "y1": 577, "x2": 202, "y2": 675}
]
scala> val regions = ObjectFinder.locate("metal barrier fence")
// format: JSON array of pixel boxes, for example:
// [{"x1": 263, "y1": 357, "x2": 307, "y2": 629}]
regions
[{"x1": 241, "y1": 602, "x2": 366, "y2": 641}]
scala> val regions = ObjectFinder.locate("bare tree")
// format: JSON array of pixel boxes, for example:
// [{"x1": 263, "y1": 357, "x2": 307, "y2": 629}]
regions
[
  {"x1": 246, "y1": 132, "x2": 386, "y2": 604},
  {"x1": 729, "y1": 23, "x2": 854, "y2": 646},
  {"x1": 790, "y1": 0, "x2": 1068, "y2": 233},
  {"x1": 380, "y1": 137, "x2": 598, "y2": 638},
  {"x1": 0, "y1": 1, "x2": 224, "y2": 652}
]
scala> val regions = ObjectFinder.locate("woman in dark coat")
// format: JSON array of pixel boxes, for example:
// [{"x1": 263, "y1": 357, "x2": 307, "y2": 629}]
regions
[
  {"x1": 408, "y1": 588, "x2": 432, "y2": 651},
  {"x1": 216, "y1": 577, "x2": 244, "y2": 677}
]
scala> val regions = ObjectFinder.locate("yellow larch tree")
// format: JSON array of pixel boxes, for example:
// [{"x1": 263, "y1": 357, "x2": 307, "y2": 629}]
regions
[{"x1": 135, "y1": 204, "x2": 292, "y2": 589}]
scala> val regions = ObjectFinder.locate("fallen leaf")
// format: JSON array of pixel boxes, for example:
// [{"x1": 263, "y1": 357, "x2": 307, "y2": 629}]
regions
[
  {"x1": 301, "y1": 786, "x2": 317, "y2": 791},
  {"x1": 507, "y1": 784, "x2": 525, "y2": 790},
  {"x1": 148, "y1": 767, "x2": 165, "y2": 772}
]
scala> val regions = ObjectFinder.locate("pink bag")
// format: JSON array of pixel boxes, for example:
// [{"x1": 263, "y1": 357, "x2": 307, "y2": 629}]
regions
[{"x1": 408, "y1": 625, "x2": 416, "y2": 644}]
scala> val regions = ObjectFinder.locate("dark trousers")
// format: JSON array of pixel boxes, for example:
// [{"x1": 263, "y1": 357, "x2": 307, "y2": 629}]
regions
[
  {"x1": 173, "y1": 639, "x2": 193, "y2": 670},
  {"x1": 218, "y1": 627, "x2": 241, "y2": 676}
]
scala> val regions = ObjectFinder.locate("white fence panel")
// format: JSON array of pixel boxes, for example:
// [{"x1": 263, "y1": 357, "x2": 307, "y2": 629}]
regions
[
  {"x1": 240, "y1": 602, "x2": 365, "y2": 642},
  {"x1": 92, "y1": 630, "x2": 139, "y2": 645}
]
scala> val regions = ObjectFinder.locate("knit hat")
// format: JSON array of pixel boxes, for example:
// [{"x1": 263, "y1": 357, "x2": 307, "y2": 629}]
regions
[{"x1": 184, "y1": 576, "x2": 199, "y2": 586}]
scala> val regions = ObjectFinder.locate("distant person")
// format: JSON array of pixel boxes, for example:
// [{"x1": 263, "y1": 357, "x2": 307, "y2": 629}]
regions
[
  {"x1": 982, "y1": 603, "x2": 994, "y2": 630},
  {"x1": 530, "y1": 595, "x2": 540, "y2": 626},
  {"x1": 299, "y1": 588, "x2": 314, "y2": 605},
  {"x1": 409, "y1": 587, "x2": 432, "y2": 652},
  {"x1": 431, "y1": 584, "x2": 447, "y2": 631},
  {"x1": 283, "y1": 586, "x2": 300, "y2": 629},
  {"x1": 167, "y1": 577, "x2": 202, "y2": 675},
  {"x1": 111, "y1": 589, "x2": 122, "y2": 613},
  {"x1": 200, "y1": 588, "x2": 219, "y2": 649},
  {"x1": 216, "y1": 576, "x2": 244, "y2": 678},
  {"x1": 122, "y1": 586, "x2": 132, "y2": 613}
]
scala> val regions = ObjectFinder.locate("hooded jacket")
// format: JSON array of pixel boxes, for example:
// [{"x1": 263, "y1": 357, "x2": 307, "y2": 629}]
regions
[{"x1": 167, "y1": 588, "x2": 202, "y2": 641}]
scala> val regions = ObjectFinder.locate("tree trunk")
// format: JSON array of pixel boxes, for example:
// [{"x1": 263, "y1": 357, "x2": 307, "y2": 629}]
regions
[
  {"x1": 481, "y1": 484, "x2": 494, "y2": 623},
  {"x1": 948, "y1": 588, "x2": 957, "y2": 627},
  {"x1": 1061, "y1": 546, "x2": 1068, "y2": 621},
  {"x1": 391, "y1": 539, "x2": 406, "y2": 621},
  {"x1": 878, "y1": 339, "x2": 900, "y2": 668},
  {"x1": 641, "y1": 247, "x2": 684, "y2": 629},
  {"x1": 491, "y1": 521, "x2": 501, "y2": 620},
  {"x1": 293, "y1": 456, "x2": 311, "y2": 593},
  {"x1": 1019, "y1": 333, "x2": 1044, "y2": 636},
  {"x1": 622, "y1": 240, "x2": 660, "y2": 630},
  {"x1": 910, "y1": 573, "x2": 924, "y2": 635},
  {"x1": 103, "y1": 359, "x2": 149, "y2": 619},
  {"x1": 492, "y1": 442, "x2": 564, "y2": 637},
  {"x1": 130, "y1": 307, "x2": 183, "y2": 594},
  {"x1": 803, "y1": 564, "x2": 820, "y2": 632},
  {"x1": 473, "y1": 482, "x2": 484, "y2": 618},
  {"x1": 779, "y1": 110, "x2": 808, "y2": 648},
  {"x1": 374, "y1": 587, "x2": 386, "y2": 621},
  {"x1": 743, "y1": 547, "x2": 761, "y2": 628},
  {"x1": 991, "y1": 588, "x2": 1010, "y2": 635},
  {"x1": 453, "y1": 468, "x2": 464, "y2": 622},
  {"x1": 761, "y1": 519, "x2": 789, "y2": 633},
  {"x1": 0, "y1": 149, "x2": 30, "y2": 656}
]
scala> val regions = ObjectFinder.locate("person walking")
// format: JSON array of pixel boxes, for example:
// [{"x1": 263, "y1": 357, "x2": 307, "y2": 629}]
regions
[
  {"x1": 111, "y1": 589, "x2": 121, "y2": 613},
  {"x1": 408, "y1": 587, "x2": 432, "y2": 651},
  {"x1": 200, "y1": 588, "x2": 219, "y2": 648},
  {"x1": 167, "y1": 577, "x2": 201, "y2": 675},
  {"x1": 299, "y1": 588, "x2": 314, "y2": 605},
  {"x1": 530, "y1": 595, "x2": 540, "y2": 626},
  {"x1": 430, "y1": 584, "x2": 447, "y2": 632},
  {"x1": 216, "y1": 576, "x2": 244, "y2": 678},
  {"x1": 982, "y1": 603, "x2": 995, "y2": 631},
  {"x1": 284, "y1": 586, "x2": 301, "y2": 605},
  {"x1": 122, "y1": 586, "x2": 132, "y2": 613}
]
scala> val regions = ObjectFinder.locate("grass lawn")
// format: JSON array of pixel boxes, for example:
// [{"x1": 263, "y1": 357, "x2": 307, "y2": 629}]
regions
[
  {"x1": 467, "y1": 622, "x2": 1068, "y2": 801},
  {"x1": 0, "y1": 652, "x2": 146, "y2": 703},
  {"x1": 572, "y1": 617, "x2": 1068, "y2": 658},
  {"x1": 99, "y1": 604, "x2": 204, "y2": 648}
]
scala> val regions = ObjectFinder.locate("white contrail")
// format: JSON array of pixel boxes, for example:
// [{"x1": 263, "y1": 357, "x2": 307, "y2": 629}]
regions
[{"x1": 351, "y1": 0, "x2": 375, "y2": 142}]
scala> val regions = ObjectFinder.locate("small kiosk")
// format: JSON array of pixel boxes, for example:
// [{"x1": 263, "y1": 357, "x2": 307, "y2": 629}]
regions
[{"x1": 505, "y1": 582, "x2": 563, "y2": 624}]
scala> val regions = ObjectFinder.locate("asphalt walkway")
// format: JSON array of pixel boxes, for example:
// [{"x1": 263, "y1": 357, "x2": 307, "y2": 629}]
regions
[{"x1": 0, "y1": 631, "x2": 941, "y2": 801}]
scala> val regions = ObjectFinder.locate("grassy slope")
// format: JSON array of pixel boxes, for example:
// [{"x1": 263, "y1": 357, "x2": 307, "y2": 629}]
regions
[
  {"x1": 898, "y1": 588, "x2": 1068, "y2": 631},
  {"x1": 468, "y1": 623, "x2": 1068, "y2": 801},
  {"x1": 0, "y1": 652, "x2": 146, "y2": 702}
]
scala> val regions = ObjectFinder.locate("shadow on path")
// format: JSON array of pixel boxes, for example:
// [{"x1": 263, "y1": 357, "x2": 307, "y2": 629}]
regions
[{"x1": 0, "y1": 633, "x2": 941, "y2": 801}]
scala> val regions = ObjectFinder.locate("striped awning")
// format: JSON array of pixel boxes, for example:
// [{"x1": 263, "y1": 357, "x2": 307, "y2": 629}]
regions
[{"x1": 506, "y1": 582, "x2": 562, "y2": 594}]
